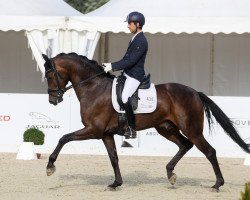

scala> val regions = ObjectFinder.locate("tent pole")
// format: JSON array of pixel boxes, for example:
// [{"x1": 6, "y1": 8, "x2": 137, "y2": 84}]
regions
[
  {"x1": 104, "y1": 32, "x2": 109, "y2": 62},
  {"x1": 98, "y1": 32, "x2": 109, "y2": 63},
  {"x1": 209, "y1": 34, "x2": 215, "y2": 96},
  {"x1": 98, "y1": 33, "x2": 105, "y2": 63}
]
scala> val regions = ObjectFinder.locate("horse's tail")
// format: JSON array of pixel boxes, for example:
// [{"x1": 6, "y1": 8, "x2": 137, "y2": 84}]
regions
[{"x1": 198, "y1": 92, "x2": 250, "y2": 153}]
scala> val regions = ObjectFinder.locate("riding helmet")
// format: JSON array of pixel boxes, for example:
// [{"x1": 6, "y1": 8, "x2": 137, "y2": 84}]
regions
[{"x1": 125, "y1": 11, "x2": 145, "y2": 28}]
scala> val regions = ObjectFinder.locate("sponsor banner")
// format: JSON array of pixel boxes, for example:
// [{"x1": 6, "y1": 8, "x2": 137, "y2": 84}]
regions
[
  {"x1": 232, "y1": 118, "x2": 250, "y2": 128},
  {"x1": 0, "y1": 93, "x2": 70, "y2": 153},
  {"x1": 0, "y1": 93, "x2": 249, "y2": 158},
  {"x1": 137, "y1": 96, "x2": 250, "y2": 158},
  {"x1": 0, "y1": 115, "x2": 11, "y2": 121},
  {"x1": 0, "y1": 92, "x2": 122, "y2": 155}
]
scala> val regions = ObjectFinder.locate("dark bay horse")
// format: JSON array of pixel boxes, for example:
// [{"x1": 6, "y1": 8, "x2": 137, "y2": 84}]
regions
[{"x1": 42, "y1": 53, "x2": 250, "y2": 191}]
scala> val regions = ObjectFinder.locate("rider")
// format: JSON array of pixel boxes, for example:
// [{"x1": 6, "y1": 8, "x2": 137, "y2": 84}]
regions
[{"x1": 102, "y1": 11, "x2": 148, "y2": 139}]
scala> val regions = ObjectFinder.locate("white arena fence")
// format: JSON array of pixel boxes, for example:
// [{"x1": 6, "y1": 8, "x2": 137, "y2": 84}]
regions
[{"x1": 0, "y1": 92, "x2": 250, "y2": 158}]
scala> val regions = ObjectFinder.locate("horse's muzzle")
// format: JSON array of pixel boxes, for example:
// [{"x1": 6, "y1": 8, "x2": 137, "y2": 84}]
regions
[
  {"x1": 49, "y1": 95, "x2": 63, "y2": 106},
  {"x1": 49, "y1": 100, "x2": 58, "y2": 106}
]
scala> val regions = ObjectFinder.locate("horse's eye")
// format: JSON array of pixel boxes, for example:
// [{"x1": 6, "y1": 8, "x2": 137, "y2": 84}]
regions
[{"x1": 46, "y1": 77, "x2": 52, "y2": 81}]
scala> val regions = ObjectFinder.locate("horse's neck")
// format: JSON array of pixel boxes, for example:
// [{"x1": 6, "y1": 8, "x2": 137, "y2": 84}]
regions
[
  {"x1": 73, "y1": 75, "x2": 111, "y2": 104},
  {"x1": 67, "y1": 66, "x2": 92, "y2": 87}
]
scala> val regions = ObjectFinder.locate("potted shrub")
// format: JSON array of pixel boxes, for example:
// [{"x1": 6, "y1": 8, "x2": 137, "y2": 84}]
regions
[
  {"x1": 241, "y1": 182, "x2": 250, "y2": 200},
  {"x1": 23, "y1": 127, "x2": 45, "y2": 159}
]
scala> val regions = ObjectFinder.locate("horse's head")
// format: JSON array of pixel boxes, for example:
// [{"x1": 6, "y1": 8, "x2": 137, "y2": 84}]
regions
[
  {"x1": 42, "y1": 53, "x2": 112, "y2": 105},
  {"x1": 42, "y1": 54, "x2": 68, "y2": 106}
]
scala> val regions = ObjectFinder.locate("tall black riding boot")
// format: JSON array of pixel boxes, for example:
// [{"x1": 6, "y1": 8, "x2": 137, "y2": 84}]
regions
[
  {"x1": 123, "y1": 99, "x2": 137, "y2": 139},
  {"x1": 117, "y1": 113, "x2": 127, "y2": 136}
]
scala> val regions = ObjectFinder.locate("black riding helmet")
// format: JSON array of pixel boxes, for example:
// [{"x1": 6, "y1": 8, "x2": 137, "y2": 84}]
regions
[{"x1": 125, "y1": 11, "x2": 145, "y2": 28}]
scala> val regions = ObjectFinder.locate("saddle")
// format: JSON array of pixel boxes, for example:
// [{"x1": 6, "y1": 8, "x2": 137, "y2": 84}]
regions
[
  {"x1": 112, "y1": 74, "x2": 157, "y2": 137},
  {"x1": 116, "y1": 74, "x2": 151, "y2": 110}
]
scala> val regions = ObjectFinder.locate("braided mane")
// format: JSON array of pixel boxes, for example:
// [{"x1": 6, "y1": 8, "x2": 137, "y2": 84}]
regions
[{"x1": 55, "y1": 52, "x2": 114, "y2": 79}]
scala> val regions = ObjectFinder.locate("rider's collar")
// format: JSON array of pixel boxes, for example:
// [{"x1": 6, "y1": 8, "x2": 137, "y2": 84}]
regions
[{"x1": 131, "y1": 30, "x2": 142, "y2": 42}]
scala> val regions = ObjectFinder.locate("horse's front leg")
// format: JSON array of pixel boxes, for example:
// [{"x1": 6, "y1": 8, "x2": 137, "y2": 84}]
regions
[
  {"x1": 46, "y1": 127, "x2": 97, "y2": 176},
  {"x1": 102, "y1": 134, "x2": 123, "y2": 189}
]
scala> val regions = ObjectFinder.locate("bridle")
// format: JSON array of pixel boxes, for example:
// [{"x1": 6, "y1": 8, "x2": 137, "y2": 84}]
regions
[
  {"x1": 45, "y1": 59, "x2": 105, "y2": 103},
  {"x1": 45, "y1": 68, "x2": 65, "y2": 103}
]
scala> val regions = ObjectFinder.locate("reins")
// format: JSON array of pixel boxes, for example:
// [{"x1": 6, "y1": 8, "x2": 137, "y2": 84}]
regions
[{"x1": 64, "y1": 70, "x2": 105, "y2": 92}]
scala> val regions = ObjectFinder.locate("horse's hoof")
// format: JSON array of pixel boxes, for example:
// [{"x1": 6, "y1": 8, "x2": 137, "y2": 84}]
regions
[
  {"x1": 168, "y1": 173, "x2": 177, "y2": 185},
  {"x1": 46, "y1": 166, "x2": 56, "y2": 176},
  {"x1": 211, "y1": 185, "x2": 220, "y2": 192},
  {"x1": 210, "y1": 187, "x2": 219, "y2": 192},
  {"x1": 106, "y1": 186, "x2": 117, "y2": 191},
  {"x1": 106, "y1": 180, "x2": 122, "y2": 190}
]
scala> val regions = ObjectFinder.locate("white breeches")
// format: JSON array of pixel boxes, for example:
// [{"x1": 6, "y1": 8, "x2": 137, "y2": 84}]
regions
[{"x1": 122, "y1": 73, "x2": 140, "y2": 104}]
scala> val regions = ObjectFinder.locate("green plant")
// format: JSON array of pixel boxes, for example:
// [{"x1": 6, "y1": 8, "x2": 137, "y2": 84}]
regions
[
  {"x1": 64, "y1": 0, "x2": 109, "y2": 14},
  {"x1": 241, "y1": 182, "x2": 250, "y2": 200},
  {"x1": 23, "y1": 128, "x2": 45, "y2": 145}
]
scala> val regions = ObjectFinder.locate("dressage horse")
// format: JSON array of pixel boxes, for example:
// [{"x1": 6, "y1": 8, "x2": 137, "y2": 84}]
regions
[{"x1": 42, "y1": 53, "x2": 250, "y2": 191}]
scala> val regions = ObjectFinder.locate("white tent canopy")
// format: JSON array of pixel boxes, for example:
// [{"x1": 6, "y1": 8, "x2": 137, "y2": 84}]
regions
[
  {"x1": 0, "y1": 0, "x2": 99, "y2": 82},
  {"x1": 75, "y1": 0, "x2": 250, "y2": 96},
  {"x1": 83, "y1": 0, "x2": 250, "y2": 34},
  {"x1": 0, "y1": 0, "x2": 84, "y2": 31},
  {"x1": 1, "y1": 0, "x2": 250, "y2": 96},
  {"x1": 0, "y1": 0, "x2": 100, "y2": 94},
  {"x1": 0, "y1": 0, "x2": 98, "y2": 32}
]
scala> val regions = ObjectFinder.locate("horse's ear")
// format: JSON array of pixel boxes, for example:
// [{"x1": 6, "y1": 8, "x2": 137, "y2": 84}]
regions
[
  {"x1": 42, "y1": 54, "x2": 49, "y2": 62},
  {"x1": 42, "y1": 54, "x2": 52, "y2": 71}
]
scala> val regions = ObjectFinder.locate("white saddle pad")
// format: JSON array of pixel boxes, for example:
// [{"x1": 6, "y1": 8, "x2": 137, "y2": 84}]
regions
[{"x1": 112, "y1": 78, "x2": 157, "y2": 114}]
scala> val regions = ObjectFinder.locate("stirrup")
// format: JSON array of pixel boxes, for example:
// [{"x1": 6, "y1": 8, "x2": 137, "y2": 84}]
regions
[{"x1": 124, "y1": 127, "x2": 137, "y2": 139}]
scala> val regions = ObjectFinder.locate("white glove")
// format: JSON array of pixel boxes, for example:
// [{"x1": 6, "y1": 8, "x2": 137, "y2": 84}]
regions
[{"x1": 102, "y1": 63, "x2": 112, "y2": 73}]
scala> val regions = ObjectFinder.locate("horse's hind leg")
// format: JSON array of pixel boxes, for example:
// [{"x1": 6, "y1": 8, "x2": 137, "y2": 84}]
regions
[
  {"x1": 155, "y1": 122, "x2": 193, "y2": 185},
  {"x1": 190, "y1": 135, "x2": 224, "y2": 191}
]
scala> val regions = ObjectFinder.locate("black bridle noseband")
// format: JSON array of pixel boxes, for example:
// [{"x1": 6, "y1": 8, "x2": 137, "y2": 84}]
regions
[
  {"x1": 45, "y1": 59, "x2": 104, "y2": 103},
  {"x1": 45, "y1": 68, "x2": 65, "y2": 103}
]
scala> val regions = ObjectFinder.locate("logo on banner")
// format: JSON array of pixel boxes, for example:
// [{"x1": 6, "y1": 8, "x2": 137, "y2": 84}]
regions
[
  {"x1": 145, "y1": 130, "x2": 159, "y2": 136},
  {"x1": 231, "y1": 118, "x2": 250, "y2": 128},
  {"x1": 0, "y1": 115, "x2": 10, "y2": 122},
  {"x1": 29, "y1": 112, "x2": 58, "y2": 124},
  {"x1": 26, "y1": 112, "x2": 60, "y2": 129}
]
